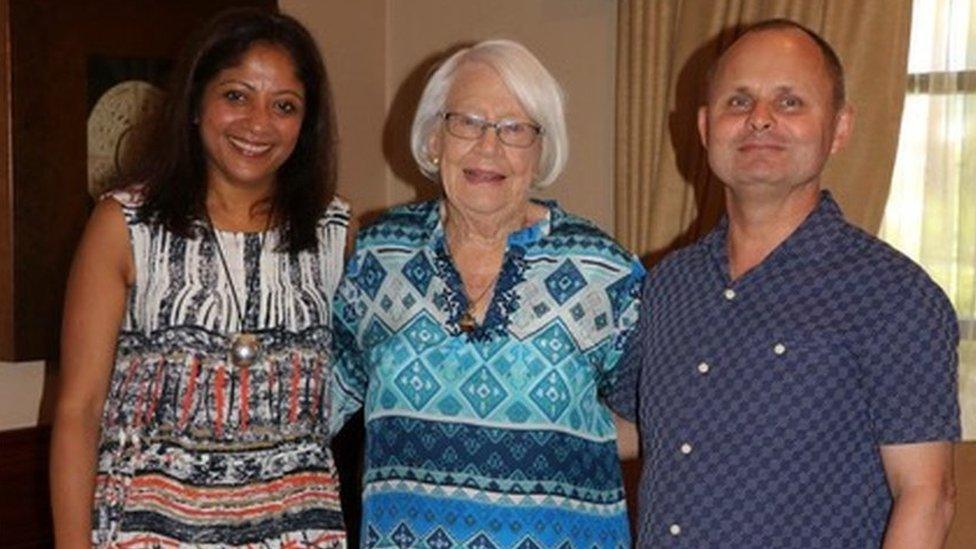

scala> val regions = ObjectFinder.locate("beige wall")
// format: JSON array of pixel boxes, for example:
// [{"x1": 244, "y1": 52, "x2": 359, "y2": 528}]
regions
[
  {"x1": 281, "y1": 0, "x2": 390, "y2": 223},
  {"x1": 281, "y1": 0, "x2": 618, "y2": 232}
]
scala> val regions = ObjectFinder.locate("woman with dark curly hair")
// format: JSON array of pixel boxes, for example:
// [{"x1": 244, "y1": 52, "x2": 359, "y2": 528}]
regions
[{"x1": 50, "y1": 8, "x2": 348, "y2": 547}]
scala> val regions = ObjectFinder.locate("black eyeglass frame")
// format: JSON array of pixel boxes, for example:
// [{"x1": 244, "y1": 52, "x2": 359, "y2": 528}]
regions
[{"x1": 439, "y1": 111, "x2": 543, "y2": 148}]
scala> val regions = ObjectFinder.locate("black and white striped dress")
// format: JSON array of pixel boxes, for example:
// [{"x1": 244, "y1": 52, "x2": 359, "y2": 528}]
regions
[{"x1": 91, "y1": 187, "x2": 349, "y2": 548}]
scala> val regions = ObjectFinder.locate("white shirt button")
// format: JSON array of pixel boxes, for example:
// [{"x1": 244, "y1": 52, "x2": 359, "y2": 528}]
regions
[
  {"x1": 697, "y1": 362, "x2": 710, "y2": 374},
  {"x1": 773, "y1": 343, "x2": 787, "y2": 355},
  {"x1": 669, "y1": 523, "x2": 682, "y2": 536},
  {"x1": 723, "y1": 288, "x2": 736, "y2": 300},
  {"x1": 680, "y1": 442, "x2": 693, "y2": 455}
]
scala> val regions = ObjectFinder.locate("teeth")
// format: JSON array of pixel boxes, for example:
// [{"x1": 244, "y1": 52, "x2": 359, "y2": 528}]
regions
[
  {"x1": 228, "y1": 136, "x2": 272, "y2": 156},
  {"x1": 464, "y1": 168, "x2": 504, "y2": 180}
]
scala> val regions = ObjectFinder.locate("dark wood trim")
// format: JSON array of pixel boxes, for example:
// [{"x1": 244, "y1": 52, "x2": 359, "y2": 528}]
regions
[
  {"x1": 0, "y1": 426, "x2": 53, "y2": 548},
  {"x1": 0, "y1": 0, "x2": 13, "y2": 357}
]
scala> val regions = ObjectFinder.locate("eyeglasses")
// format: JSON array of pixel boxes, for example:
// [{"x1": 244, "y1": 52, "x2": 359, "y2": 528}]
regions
[{"x1": 440, "y1": 112, "x2": 542, "y2": 148}]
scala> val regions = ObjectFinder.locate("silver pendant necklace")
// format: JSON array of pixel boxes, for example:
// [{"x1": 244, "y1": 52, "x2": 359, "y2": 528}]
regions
[
  {"x1": 444, "y1": 225, "x2": 502, "y2": 334},
  {"x1": 458, "y1": 277, "x2": 498, "y2": 333},
  {"x1": 206, "y1": 213, "x2": 267, "y2": 368}
]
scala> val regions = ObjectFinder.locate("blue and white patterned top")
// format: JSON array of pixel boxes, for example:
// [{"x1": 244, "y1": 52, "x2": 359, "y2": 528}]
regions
[
  {"x1": 610, "y1": 191, "x2": 960, "y2": 548},
  {"x1": 331, "y1": 199, "x2": 644, "y2": 548}
]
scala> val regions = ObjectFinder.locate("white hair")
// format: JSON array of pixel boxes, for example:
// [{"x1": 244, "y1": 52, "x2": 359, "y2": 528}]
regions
[{"x1": 410, "y1": 39, "x2": 568, "y2": 189}]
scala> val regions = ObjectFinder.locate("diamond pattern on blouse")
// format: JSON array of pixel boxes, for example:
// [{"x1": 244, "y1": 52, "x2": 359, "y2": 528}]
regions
[
  {"x1": 530, "y1": 371, "x2": 572, "y2": 421},
  {"x1": 355, "y1": 252, "x2": 388, "y2": 299},
  {"x1": 402, "y1": 251, "x2": 436, "y2": 295},
  {"x1": 394, "y1": 359, "x2": 442, "y2": 410},
  {"x1": 460, "y1": 367, "x2": 509, "y2": 418},
  {"x1": 545, "y1": 260, "x2": 587, "y2": 305},
  {"x1": 403, "y1": 312, "x2": 448, "y2": 353},
  {"x1": 531, "y1": 320, "x2": 577, "y2": 366}
]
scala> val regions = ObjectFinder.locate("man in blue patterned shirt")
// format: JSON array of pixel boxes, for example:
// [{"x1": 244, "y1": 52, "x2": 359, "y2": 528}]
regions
[{"x1": 611, "y1": 19, "x2": 960, "y2": 547}]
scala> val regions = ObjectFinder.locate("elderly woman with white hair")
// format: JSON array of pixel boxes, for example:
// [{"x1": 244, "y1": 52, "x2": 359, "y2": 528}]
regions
[{"x1": 330, "y1": 39, "x2": 643, "y2": 548}]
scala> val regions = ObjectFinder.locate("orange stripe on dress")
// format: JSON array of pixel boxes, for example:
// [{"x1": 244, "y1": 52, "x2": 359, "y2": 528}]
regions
[
  {"x1": 125, "y1": 490, "x2": 340, "y2": 520},
  {"x1": 178, "y1": 356, "x2": 201, "y2": 429},
  {"x1": 288, "y1": 352, "x2": 301, "y2": 424},
  {"x1": 116, "y1": 534, "x2": 182, "y2": 548},
  {"x1": 310, "y1": 356, "x2": 323, "y2": 420},
  {"x1": 310, "y1": 532, "x2": 347, "y2": 544},
  {"x1": 214, "y1": 362, "x2": 227, "y2": 438},
  {"x1": 239, "y1": 366, "x2": 250, "y2": 430}
]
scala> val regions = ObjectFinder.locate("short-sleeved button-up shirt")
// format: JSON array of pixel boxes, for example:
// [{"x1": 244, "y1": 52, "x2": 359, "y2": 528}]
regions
[
  {"x1": 610, "y1": 191, "x2": 960, "y2": 548},
  {"x1": 332, "y1": 200, "x2": 644, "y2": 548}
]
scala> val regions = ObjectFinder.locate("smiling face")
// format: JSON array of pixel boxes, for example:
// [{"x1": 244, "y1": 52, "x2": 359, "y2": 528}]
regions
[
  {"x1": 198, "y1": 42, "x2": 305, "y2": 193},
  {"x1": 698, "y1": 28, "x2": 852, "y2": 196},
  {"x1": 428, "y1": 61, "x2": 541, "y2": 219}
]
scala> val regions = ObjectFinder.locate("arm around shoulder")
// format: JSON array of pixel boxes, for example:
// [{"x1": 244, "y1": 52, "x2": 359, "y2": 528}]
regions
[
  {"x1": 614, "y1": 414, "x2": 640, "y2": 461},
  {"x1": 50, "y1": 198, "x2": 133, "y2": 548}
]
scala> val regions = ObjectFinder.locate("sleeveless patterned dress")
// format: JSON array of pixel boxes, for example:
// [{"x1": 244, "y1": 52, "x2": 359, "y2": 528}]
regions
[{"x1": 91, "y1": 188, "x2": 349, "y2": 548}]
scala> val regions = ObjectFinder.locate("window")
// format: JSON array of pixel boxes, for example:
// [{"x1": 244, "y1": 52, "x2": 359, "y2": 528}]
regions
[{"x1": 879, "y1": 0, "x2": 975, "y2": 436}]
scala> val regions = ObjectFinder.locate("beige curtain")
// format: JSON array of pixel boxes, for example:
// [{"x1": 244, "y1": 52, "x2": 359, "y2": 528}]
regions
[
  {"x1": 879, "y1": 0, "x2": 976, "y2": 439},
  {"x1": 616, "y1": 0, "x2": 912, "y2": 261}
]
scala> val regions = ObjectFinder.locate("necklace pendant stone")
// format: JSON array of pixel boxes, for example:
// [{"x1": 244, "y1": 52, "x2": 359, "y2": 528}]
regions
[
  {"x1": 229, "y1": 333, "x2": 261, "y2": 368},
  {"x1": 458, "y1": 310, "x2": 477, "y2": 333}
]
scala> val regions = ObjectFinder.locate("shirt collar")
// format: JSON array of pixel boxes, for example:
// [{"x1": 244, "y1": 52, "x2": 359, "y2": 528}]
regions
[
  {"x1": 702, "y1": 189, "x2": 847, "y2": 273},
  {"x1": 424, "y1": 198, "x2": 556, "y2": 249}
]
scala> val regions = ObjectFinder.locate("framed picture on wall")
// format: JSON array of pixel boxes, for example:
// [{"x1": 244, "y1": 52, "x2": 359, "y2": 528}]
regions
[{"x1": 0, "y1": 0, "x2": 273, "y2": 361}]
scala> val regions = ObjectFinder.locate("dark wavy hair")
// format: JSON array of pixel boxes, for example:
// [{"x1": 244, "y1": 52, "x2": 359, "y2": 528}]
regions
[{"x1": 133, "y1": 7, "x2": 337, "y2": 254}]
